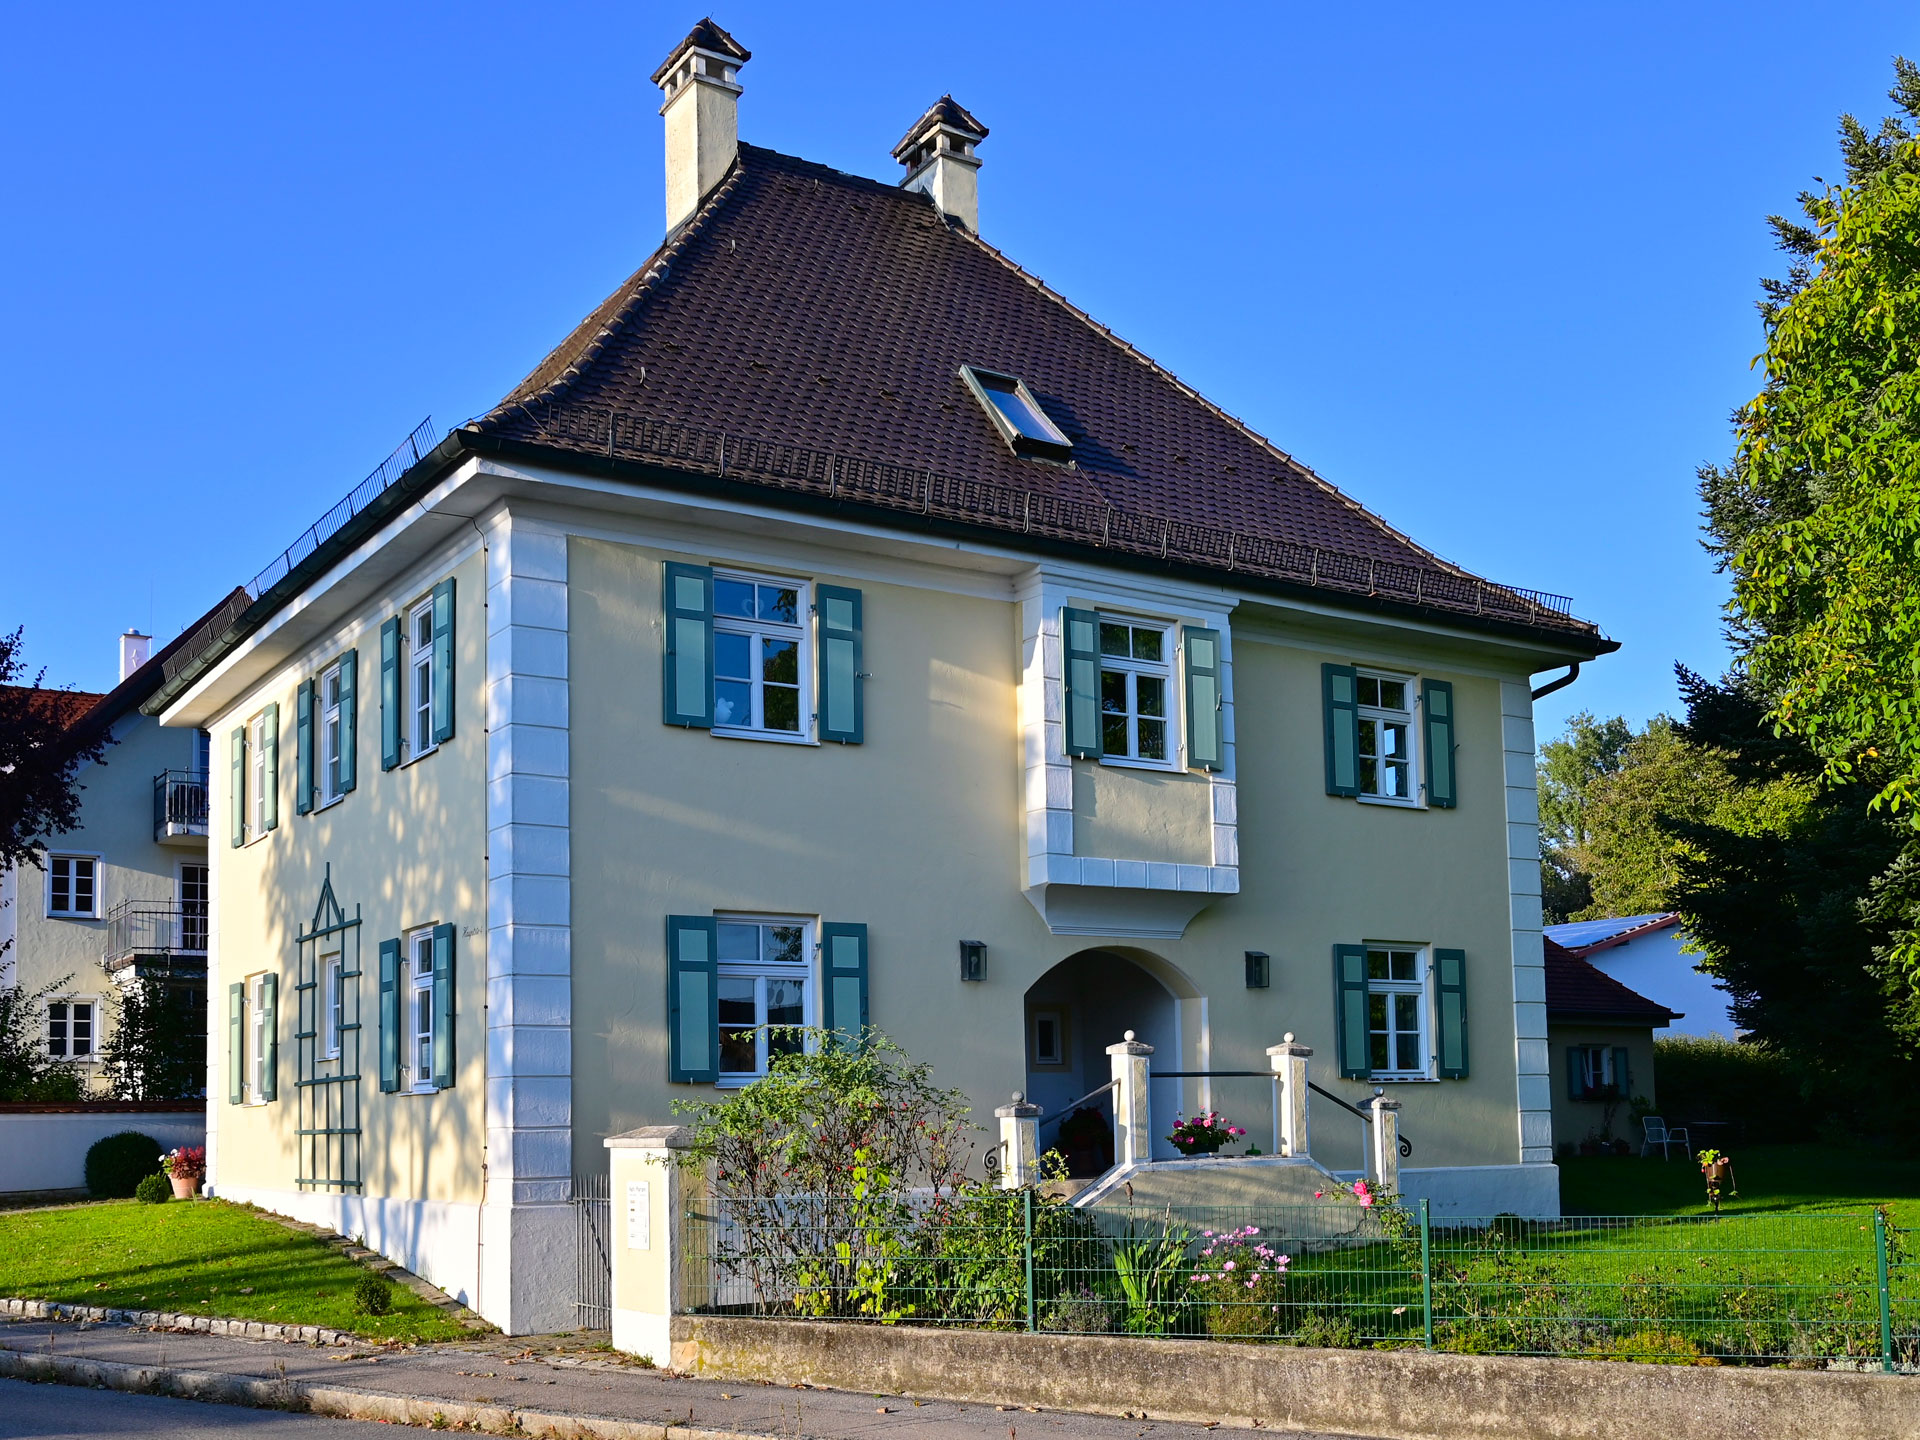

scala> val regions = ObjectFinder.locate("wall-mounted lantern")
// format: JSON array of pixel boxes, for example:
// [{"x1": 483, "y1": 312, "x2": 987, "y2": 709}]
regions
[
  {"x1": 959, "y1": 940, "x2": 988, "y2": 983},
  {"x1": 1245, "y1": 951, "x2": 1270, "y2": 989}
]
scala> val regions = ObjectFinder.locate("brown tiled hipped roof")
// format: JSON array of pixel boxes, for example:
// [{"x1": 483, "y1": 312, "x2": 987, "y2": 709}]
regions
[
  {"x1": 475, "y1": 145, "x2": 1603, "y2": 644},
  {"x1": 1544, "y1": 938, "x2": 1680, "y2": 1026},
  {"x1": 0, "y1": 685, "x2": 105, "y2": 731}
]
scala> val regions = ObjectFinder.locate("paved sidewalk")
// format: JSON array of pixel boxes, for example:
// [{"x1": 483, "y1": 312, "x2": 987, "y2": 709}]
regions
[{"x1": 0, "y1": 1319, "x2": 1377, "y2": 1440}]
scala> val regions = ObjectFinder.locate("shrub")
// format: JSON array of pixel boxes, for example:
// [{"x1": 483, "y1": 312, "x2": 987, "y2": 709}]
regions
[
  {"x1": 133, "y1": 1173, "x2": 171, "y2": 1204},
  {"x1": 1653, "y1": 1034, "x2": 1811, "y2": 1138},
  {"x1": 1040, "y1": 1285, "x2": 1117, "y2": 1333},
  {"x1": 85, "y1": 1131, "x2": 164, "y2": 1198},
  {"x1": 1191, "y1": 1225, "x2": 1290, "y2": 1339},
  {"x1": 353, "y1": 1273, "x2": 393, "y2": 1316}
]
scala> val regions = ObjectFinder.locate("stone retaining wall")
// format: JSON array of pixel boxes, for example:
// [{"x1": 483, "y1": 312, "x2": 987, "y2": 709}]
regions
[{"x1": 0, "y1": 1296, "x2": 352, "y2": 1346}]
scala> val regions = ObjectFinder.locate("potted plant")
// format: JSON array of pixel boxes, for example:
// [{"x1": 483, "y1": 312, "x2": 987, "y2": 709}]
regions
[
  {"x1": 1166, "y1": 1111, "x2": 1246, "y2": 1157},
  {"x1": 1697, "y1": 1148, "x2": 1735, "y2": 1212},
  {"x1": 160, "y1": 1145, "x2": 205, "y2": 1200}
]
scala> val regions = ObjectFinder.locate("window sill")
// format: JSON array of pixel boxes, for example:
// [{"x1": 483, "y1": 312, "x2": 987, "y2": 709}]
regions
[
  {"x1": 1369, "y1": 1074, "x2": 1440, "y2": 1084},
  {"x1": 47, "y1": 913, "x2": 101, "y2": 923},
  {"x1": 401, "y1": 744, "x2": 440, "y2": 768},
  {"x1": 1355, "y1": 795, "x2": 1424, "y2": 810},
  {"x1": 314, "y1": 794, "x2": 347, "y2": 814},
  {"x1": 1094, "y1": 755, "x2": 1181, "y2": 774},
  {"x1": 713, "y1": 727, "x2": 817, "y2": 747}
]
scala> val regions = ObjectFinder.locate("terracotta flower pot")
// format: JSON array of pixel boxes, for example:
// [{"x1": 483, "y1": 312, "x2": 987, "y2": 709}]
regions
[
  {"x1": 169, "y1": 1174, "x2": 198, "y2": 1200},
  {"x1": 1705, "y1": 1159, "x2": 1731, "y2": 1184}
]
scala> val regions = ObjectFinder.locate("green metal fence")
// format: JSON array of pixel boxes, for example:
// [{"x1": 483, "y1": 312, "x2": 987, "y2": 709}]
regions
[{"x1": 679, "y1": 1193, "x2": 1916, "y2": 1367}]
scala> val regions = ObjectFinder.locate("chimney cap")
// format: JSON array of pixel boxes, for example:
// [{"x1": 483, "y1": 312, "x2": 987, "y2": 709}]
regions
[
  {"x1": 651, "y1": 17, "x2": 751, "y2": 86},
  {"x1": 892, "y1": 95, "x2": 989, "y2": 162}
]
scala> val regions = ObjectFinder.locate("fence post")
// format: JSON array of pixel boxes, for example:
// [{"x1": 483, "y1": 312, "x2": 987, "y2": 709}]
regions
[
  {"x1": 1367, "y1": 1093, "x2": 1402, "y2": 1194},
  {"x1": 1420, "y1": 1198, "x2": 1434, "y2": 1351},
  {"x1": 996, "y1": 1093, "x2": 1042, "y2": 1190},
  {"x1": 1266, "y1": 1035, "x2": 1312, "y2": 1159},
  {"x1": 1876, "y1": 1208, "x2": 1894, "y2": 1374},
  {"x1": 1107, "y1": 1031, "x2": 1155, "y2": 1168},
  {"x1": 604, "y1": 1125, "x2": 692, "y2": 1368},
  {"x1": 1023, "y1": 1186, "x2": 1037, "y2": 1332}
]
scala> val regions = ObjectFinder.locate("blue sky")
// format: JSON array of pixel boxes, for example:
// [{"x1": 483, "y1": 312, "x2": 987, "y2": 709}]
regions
[{"x1": 4, "y1": 3, "x2": 1915, "y2": 744}]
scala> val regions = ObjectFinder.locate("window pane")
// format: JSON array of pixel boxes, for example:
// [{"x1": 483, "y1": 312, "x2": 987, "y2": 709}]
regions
[
  {"x1": 985, "y1": 383, "x2": 1059, "y2": 443},
  {"x1": 1391, "y1": 952, "x2": 1416, "y2": 982},
  {"x1": 718, "y1": 977, "x2": 758, "y2": 1074},
  {"x1": 1378, "y1": 679, "x2": 1406, "y2": 711},
  {"x1": 757, "y1": 586, "x2": 798, "y2": 624},
  {"x1": 1099, "y1": 623, "x2": 1129, "y2": 657},
  {"x1": 760, "y1": 639, "x2": 798, "y2": 686},
  {"x1": 1379, "y1": 721, "x2": 1406, "y2": 759},
  {"x1": 763, "y1": 684, "x2": 799, "y2": 732},
  {"x1": 1357, "y1": 716, "x2": 1378, "y2": 759},
  {"x1": 1385, "y1": 759, "x2": 1410, "y2": 799},
  {"x1": 1358, "y1": 757, "x2": 1378, "y2": 794},
  {"x1": 1396, "y1": 1032, "x2": 1421, "y2": 1072},
  {"x1": 414, "y1": 609, "x2": 433, "y2": 651},
  {"x1": 714, "y1": 631, "x2": 750, "y2": 680},
  {"x1": 714, "y1": 579, "x2": 755, "y2": 618},
  {"x1": 1131, "y1": 628, "x2": 1162, "y2": 662},
  {"x1": 716, "y1": 923, "x2": 758, "y2": 963},
  {"x1": 1101, "y1": 714, "x2": 1128, "y2": 756},
  {"x1": 1136, "y1": 675, "x2": 1164, "y2": 718},
  {"x1": 1100, "y1": 669, "x2": 1127, "y2": 714},
  {"x1": 1367, "y1": 993, "x2": 1387, "y2": 1028},
  {"x1": 75, "y1": 863, "x2": 94, "y2": 912},
  {"x1": 1369, "y1": 1032, "x2": 1389, "y2": 1071},
  {"x1": 766, "y1": 925, "x2": 804, "y2": 965},
  {"x1": 1137, "y1": 717, "x2": 1166, "y2": 761},
  {"x1": 1367, "y1": 952, "x2": 1388, "y2": 981},
  {"x1": 1394, "y1": 992, "x2": 1420, "y2": 1031},
  {"x1": 766, "y1": 977, "x2": 804, "y2": 1028},
  {"x1": 714, "y1": 682, "x2": 750, "y2": 728},
  {"x1": 50, "y1": 862, "x2": 69, "y2": 913},
  {"x1": 1356, "y1": 676, "x2": 1379, "y2": 707}
]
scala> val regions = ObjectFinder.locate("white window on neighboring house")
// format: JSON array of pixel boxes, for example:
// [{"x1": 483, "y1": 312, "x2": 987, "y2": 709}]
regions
[
  {"x1": 1572, "y1": 1045, "x2": 1627, "y2": 1100},
  {"x1": 320, "y1": 661, "x2": 344, "y2": 805},
  {"x1": 715, "y1": 917, "x2": 810, "y2": 1082},
  {"x1": 1366, "y1": 946, "x2": 1430, "y2": 1079},
  {"x1": 249, "y1": 973, "x2": 271, "y2": 1101},
  {"x1": 1356, "y1": 671, "x2": 1417, "y2": 803},
  {"x1": 249, "y1": 710, "x2": 272, "y2": 837},
  {"x1": 712, "y1": 573, "x2": 809, "y2": 740},
  {"x1": 407, "y1": 927, "x2": 436, "y2": 1091},
  {"x1": 47, "y1": 1000, "x2": 94, "y2": 1059},
  {"x1": 47, "y1": 855, "x2": 98, "y2": 918},
  {"x1": 322, "y1": 952, "x2": 343, "y2": 1060},
  {"x1": 1098, "y1": 618, "x2": 1175, "y2": 766},
  {"x1": 409, "y1": 598, "x2": 436, "y2": 759}
]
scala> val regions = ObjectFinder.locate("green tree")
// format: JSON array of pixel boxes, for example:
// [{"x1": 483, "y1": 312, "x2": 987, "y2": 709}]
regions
[
  {"x1": 97, "y1": 974, "x2": 203, "y2": 1101},
  {"x1": 0, "y1": 974, "x2": 85, "y2": 1102},
  {"x1": 1536, "y1": 711, "x2": 1635, "y2": 921}
]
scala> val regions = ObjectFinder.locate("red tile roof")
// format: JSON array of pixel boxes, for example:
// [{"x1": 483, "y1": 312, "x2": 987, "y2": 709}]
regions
[
  {"x1": 473, "y1": 144, "x2": 1606, "y2": 647},
  {"x1": 1544, "y1": 937, "x2": 1679, "y2": 1026},
  {"x1": 0, "y1": 685, "x2": 105, "y2": 731}
]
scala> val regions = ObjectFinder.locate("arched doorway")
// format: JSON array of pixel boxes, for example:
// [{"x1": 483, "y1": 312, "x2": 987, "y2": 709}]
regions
[{"x1": 1024, "y1": 949, "x2": 1197, "y2": 1170}]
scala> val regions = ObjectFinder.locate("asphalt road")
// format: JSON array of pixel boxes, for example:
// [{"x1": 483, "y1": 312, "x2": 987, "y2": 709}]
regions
[{"x1": 0, "y1": 1378, "x2": 399, "y2": 1439}]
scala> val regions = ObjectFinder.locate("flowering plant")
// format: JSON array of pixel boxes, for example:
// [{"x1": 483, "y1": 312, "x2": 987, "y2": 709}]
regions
[
  {"x1": 1190, "y1": 1224, "x2": 1291, "y2": 1337},
  {"x1": 1311, "y1": 1178, "x2": 1376, "y2": 1208},
  {"x1": 1165, "y1": 1111, "x2": 1246, "y2": 1156},
  {"x1": 159, "y1": 1146, "x2": 205, "y2": 1182}
]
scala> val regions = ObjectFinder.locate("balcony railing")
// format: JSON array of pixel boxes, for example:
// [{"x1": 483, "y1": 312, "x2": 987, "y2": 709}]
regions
[
  {"x1": 104, "y1": 900, "x2": 209, "y2": 974},
  {"x1": 154, "y1": 769, "x2": 209, "y2": 842}
]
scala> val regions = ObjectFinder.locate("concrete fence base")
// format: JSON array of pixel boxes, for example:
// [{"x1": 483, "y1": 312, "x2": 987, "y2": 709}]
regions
[
  {"x1": 670, "y1": 1317, "x2": 1918, "y2": 1440},
  {"x1": 0, "y1": 1104, "x2": 204, "y2": 1194}
]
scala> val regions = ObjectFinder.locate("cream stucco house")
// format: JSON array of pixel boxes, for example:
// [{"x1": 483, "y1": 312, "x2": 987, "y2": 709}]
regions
[{"x1": 145, "y1": 22, "x2": 1615, "y2": 1333}]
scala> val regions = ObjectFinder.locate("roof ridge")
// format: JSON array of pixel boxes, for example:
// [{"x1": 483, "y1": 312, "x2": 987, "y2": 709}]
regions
[{"x1": 949, "y1": 228, "x2": 1472, "y2": 581}]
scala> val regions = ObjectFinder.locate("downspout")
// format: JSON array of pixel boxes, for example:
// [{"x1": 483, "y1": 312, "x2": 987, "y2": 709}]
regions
[{"x1": 1530, "y1": 662, "x2": 1581, "y2": 702}]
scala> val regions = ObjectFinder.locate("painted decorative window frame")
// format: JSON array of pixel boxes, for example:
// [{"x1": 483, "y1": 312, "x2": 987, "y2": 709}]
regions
[
  {"x1": 321, "y1": 951, "x2": 343, "y2": 1060},
  {"x1": 1096, "y1": 615, "x2": 1179, "y2": 771},
  {"x1": 1354, "y1": 668, "x2": 1420, "y2": 807},
  {"x1": 406, "y1": 597, "x2": 437, "y2": 763},
  {"x1": 714, "y1": 913, "x2": 816, "y2": 1086},
  {"x1": 247, "y1": 972, "x2": 271, "y2": 1104},
  {"x1": 45, "y1": 996, "x2": 98, "y2": 1061},
  {"x1": 45, "y1": 852, "x2": 102, "y2": 919},
  {"x1": 1364, "y1": 941, "x2": 1436, "y2": 1082},
  {"x1": 318, "y1": 659, "x2": 345, "y2": 807},
  {"x1": 711, "y1": 569, "x2": 813, "y2": 745},
  {"x1": 405, "y1": 925, "x2": 437, "y2": 1094},
  {"x1": 248, "y1": 710, "x2": 272, "y2": 841}
]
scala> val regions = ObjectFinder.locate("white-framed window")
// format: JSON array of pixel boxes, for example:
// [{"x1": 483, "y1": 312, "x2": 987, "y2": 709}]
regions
[
  {"x1": 46, "y1": 854, "x2": 99, "y2": 918},
  {"x1": 407, "y1": 926, "x2": 436, "y2": 1092},
  {"x1": 1571, "y1": 1045, "x2": 1624, "y2": 1100},
  {"x1": 1366, "y1": 945, "x2": 1430, "y2": 1080},
  {"x1": 248, "y1": 973, "x2": 271, "y2": 1102},
  {"x1": 716, "y1": 916, "x2": 811, "y2": 1082},
  {"x1": 47, "y1": 1000, "x2": 95, "y2": 1059},
  {"x1": 1098, "y1": 617, "x2": 1175, "y2": 766},
  {"x1": 1030, "y1": 1008, "x2": 1066, "y2": 1068},
  {"x1": 178, "y1": 862, "x2": 209, "y2": 952},
  {"x1": 1356, "y1": 671, "x2": 1417, "y2": 803},
  {"x1": 321, "y1": 952, "x2": 343, "y2": 1060},
  {"x1": 712, "y1": 572, "x2": 809, "y2": 741},
  {"x1": 319, "y1": 660, "x2": 345, "y2": 805},
  {"x1": 249, "y1": 710, "x2": 272, "y2": 837},
  {"x1": 408, "y1": 599, "x2": 436, "y2": 760}
]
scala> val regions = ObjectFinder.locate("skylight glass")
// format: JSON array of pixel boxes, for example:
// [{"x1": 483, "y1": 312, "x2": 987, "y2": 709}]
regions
[{"x1": 959, "y1": 365, "x2": 1073, "y2": 461}]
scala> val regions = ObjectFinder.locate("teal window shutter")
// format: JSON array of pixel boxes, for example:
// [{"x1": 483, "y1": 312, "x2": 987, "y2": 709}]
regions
[
  {"x1": 1183, "y1": 626, "x2": 1224, "y2": 772},
  {"x1": 1334, "y1": 944, "x2": 1371, "y2": 1079},
  {"x1": 1612, "y1": 1045, "x2": 1631, "y2": 1097},
  {"x1": 261, "y1": 703, "x2": 279, "y2": 832},
  {"x1": 1422, "y1": 679, "x2": 1456, "y2": 808},
  {"x1": 663, "y1": 564, "x2": 715, "y2": 728},
  {"x1": 432, "y1": 923, "x2": 456, "y2": 1090},
  {"x1": 295, "y1": 680, "x2": 315, "y2": 816},
  {"x1": 667, "y1": 916, "x2": 719, "y2": 1082},
  {"x1": 821, "y1": 922, "x2": 870, "y2": 1044},
  {"x1": 339, "y1": 649, "x2": 358, "y2": 793},
  {"x1": 378, "y1": 938, "x2": 401, "y2": 1093},
  {"x1": 431, "y1": 578, "x2": 456, "y2": 744},
  {"x1": 1435, "y1": 947, "x2": 1469, "y2": 1078},
  {"x1": 259, "y1": 974, "x2": 278, "y2": 1102},
  {"x1": 380, "y1": 618, "x2": 402, "y2": 770},
  {"x1": 1062, "y1": 607, "x2": 1100, "y2": 759},
  {"x1": 1568, "y1": 1048, "x2": 1586, "y2": 1101},
  {"x1": 229, "y1": 727, "x2": 246, "y2": 847},
  {"x1": 816, "y1": 585, "x2": 864, "y2": 744},
  {"x1": 1323, "y1": 664, "x2": 1360, "y2": 797},
  {"x1": 227, "y1": 983, "x2": 245, "y2": 1105}
]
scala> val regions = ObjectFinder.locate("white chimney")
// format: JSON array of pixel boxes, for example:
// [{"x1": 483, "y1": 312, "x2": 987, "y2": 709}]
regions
[
  {"x1": 653, "y1": 19, "x2": 751, "y2": 234},
  {"x1": 119, "y1": 630, "x2": 151, "y2": 681},
  {"x1": 893, "y1": 96, "x2": 988, "y2": 233}
]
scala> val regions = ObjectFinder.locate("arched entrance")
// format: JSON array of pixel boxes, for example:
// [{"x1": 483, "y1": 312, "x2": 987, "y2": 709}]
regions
[{"x1": 1024, "y1": 948, "x2": 1198, "y2": 1170}]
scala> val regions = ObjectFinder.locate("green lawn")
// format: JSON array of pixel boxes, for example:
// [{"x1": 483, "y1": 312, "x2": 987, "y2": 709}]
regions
[
  {"x1": 0, "y1": 1200, "x2": 473, "y2": 1343},
  {"x1": 1558, "y1": 1144, "x2": 1920, "y2": 1227}
]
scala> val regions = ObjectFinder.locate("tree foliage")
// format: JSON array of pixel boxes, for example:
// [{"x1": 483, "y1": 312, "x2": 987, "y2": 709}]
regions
[
  {"x1": 0, "y1": 973, "x2": 85, "y2": 1102},
  {"x1": 0, "y1": 628, "x2": 111, "y2": 879},
  {"x1": 97, "y1": 974, "x2": 204, "y2": 1101}
]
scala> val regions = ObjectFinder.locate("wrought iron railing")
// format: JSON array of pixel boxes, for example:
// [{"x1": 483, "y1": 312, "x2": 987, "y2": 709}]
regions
[
  {"x1": 104, "y1": 900, "x2": 209, "y2": 969},
  {"x1": 153, "y1": 769, "x2": 209, "y2": 840}
]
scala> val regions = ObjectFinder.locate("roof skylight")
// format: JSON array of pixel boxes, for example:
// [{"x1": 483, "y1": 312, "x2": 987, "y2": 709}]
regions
[{"x1": 959, "y1": 365, "x2": 1073, "y2": 462}]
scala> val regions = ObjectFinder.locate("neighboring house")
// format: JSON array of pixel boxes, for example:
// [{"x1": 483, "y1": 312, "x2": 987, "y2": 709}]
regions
[
  {"x1": 1545, "y1": 912, "x2": 1735, "y2": 1039},
  {"x1": 1, "y1": 591, "x2": 250, "y2": 1094},
  {"x1": 1544, "y1": 936, "x2": 1677, "y2": 1150},
  {"x1": 144, "y1": 22, "x2": 1615, "y2": 1333}
]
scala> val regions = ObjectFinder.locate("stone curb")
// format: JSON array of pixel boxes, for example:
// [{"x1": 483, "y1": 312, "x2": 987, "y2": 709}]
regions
[
  {"x1": 0, "y1": 1345, "x2": 775, "y2": 1440},
  {"x1": 0, "y1": 1297, "x2": 355, "y2": 1347}
]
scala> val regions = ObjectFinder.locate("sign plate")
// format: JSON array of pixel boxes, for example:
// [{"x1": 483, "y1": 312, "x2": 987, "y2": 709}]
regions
[{"x1": 626, "y1": 1180, "x2": 651, "y2": 1251}]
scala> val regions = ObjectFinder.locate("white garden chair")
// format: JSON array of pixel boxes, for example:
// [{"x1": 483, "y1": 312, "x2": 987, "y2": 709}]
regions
[{"x1": 1640, "y1": 1116, "x2": 1690, "y2": 1160}]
